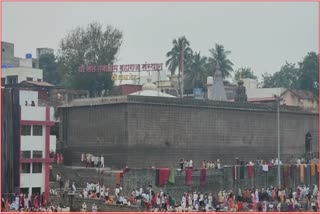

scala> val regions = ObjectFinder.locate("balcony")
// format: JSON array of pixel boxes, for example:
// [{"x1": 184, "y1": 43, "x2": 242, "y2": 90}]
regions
[
  {"x1": 21, "y1": 106, "x2": 55, "y2": 122},
  {"x1": 21, "y1": 135, "x2": 56, "y2": 153},
  {"x1": 21, "y1": 136, "x2": 45, "y2": 151}
]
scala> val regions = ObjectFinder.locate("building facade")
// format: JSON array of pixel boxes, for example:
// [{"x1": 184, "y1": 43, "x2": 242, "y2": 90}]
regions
[
  {"x1": 281, "y1": 89, "x2": 318, "y2": 112},
  {"x1": 19, "y1": 90, "x2": 56, "y2": 197},
  {"x1": 2, "y1": 66, "x2": 43, "y2": 85},
  {"x1": 2, "y1": 88, "x2": 56, "y2": 198}
]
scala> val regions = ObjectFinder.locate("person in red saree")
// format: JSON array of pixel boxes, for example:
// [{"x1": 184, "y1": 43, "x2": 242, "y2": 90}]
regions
[
  {"x1": 19, "y1": 193, "x2": 24, "y2": 209},
  {"x1": 41, "y1": 192, "x2": 47, "y2": 207},
  {"x1": 33, "y1": 193, "x2": 40, "y2": 208},
  {"x1": 271, "y1": 189, "x2": 276, "y2": 201}
]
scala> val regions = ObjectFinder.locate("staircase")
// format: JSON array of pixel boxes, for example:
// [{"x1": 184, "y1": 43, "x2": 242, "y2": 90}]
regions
[{"x1": 51, "y1": 164, "x2": 116, "y2": 187}]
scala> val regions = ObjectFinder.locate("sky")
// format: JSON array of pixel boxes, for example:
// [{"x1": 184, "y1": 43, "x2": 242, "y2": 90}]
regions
[{"x1": 2, "y1": 2, "x2": 318, "y2": 82}]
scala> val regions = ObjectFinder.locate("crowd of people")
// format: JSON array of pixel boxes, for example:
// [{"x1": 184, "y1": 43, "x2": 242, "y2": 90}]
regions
[
  {"x1": 171, "y1": 184, "x2": 319, "y2": 212},
  {"x1": 81, "y1": 153, "x2": 105, "y2": 168},
  {"x1": 77, "y1": 183, "x2": 319, "y2": 212},
  {"x1": 4, "y1": 154, "x2": 317, "y2": 212},
  {"x1": 180, "y1": 156, "x2": 317, "y2": 170},
  {"x1": 1, "y1": 193, "x2": 70, "y2": 212}
]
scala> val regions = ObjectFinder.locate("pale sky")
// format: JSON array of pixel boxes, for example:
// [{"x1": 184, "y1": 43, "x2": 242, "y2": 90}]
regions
[{"x1": 2, "y1": 2, "x2": 318, "y2": 81}]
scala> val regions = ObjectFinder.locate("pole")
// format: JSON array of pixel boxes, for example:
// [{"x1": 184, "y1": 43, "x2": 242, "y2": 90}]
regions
[
  {"x1": 180, "y1": 48, "x2": 184, "y2": 98},
  {"x1": 157, "y1": 70, "x2": 160, "y2": 97},
  {"x1": 97, "y1": 138, "x2": 100, "y2": 185},
  {"x1": 138, "y1": 68, "x2": 141, "y2": 95},
  {"x1": 277, "y1": 97, "x2": 281, "y2": 189}
]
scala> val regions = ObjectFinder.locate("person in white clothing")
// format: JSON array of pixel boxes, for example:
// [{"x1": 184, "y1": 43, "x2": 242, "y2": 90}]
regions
[
  {"x1": 94, "y1": 156, "x2": 98, "y2": 167},
  {"x1": 255, "y1": 189, "x2": 259, "y2": 203},
  {"x1": 100, "y1": 155, "x2": 105, "y2": 168},
  {"x1": 181, "y1": 194, "x2": 186, "y2": 210},
  {"x1": 56, "y1": 174, "x2": 61, "y2": 182},
  {"x1": 91, "y1": 203, "x2": 97, "y2": 212},
  {"x1": 24, "y1": 194, "x2": 30, "y2": 208},
  {"x1": 72, "y1": 182, "x2": 76, "y2": 193},
  {"x1": 189, "y1": 160, "x2": 193, "y2": 169},
  {"x1": 193, "y1": 192, "x2": 198, "y2": 207},
  {"x1": 81, "y1": 202, "x2": 87, "y2": 211},
  {"x1": 208, "y1": 193, "x2": 213, "y2": 208}
]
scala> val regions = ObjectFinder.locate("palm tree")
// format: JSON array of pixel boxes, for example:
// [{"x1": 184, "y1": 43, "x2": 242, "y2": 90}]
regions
[
  {"x1": 165, "y1": 36, "x2": 193, "y2": 75},
  {"x1": 234, "y1": 67, "x2": 257, "y2": 81},
  {"x1": 208, "y1": 43, "x2": 234, "y2": 79},
  {"x1": 185, "y1": 52, "x2": 208, "y2": 89},
  {"x1": 165, "y1": 36, "x2": 193, "y2": 96}
]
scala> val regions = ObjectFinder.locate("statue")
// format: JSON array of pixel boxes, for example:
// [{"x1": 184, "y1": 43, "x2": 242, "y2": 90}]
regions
[{"x1": 234, "y1": 80, "x2": 247, "y2": 102}]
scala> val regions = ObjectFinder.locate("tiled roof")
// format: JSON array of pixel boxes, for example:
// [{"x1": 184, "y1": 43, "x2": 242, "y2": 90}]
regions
[{"x1": 20, "y1": 80, "x2": 54, "y2": 87}]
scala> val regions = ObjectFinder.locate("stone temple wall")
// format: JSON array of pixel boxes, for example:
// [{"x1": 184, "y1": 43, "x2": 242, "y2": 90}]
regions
[{"x1": 59, "y1": 96, "x2": 318, "y2": 169}]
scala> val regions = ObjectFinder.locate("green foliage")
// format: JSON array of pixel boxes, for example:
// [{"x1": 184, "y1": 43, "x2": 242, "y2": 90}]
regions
[
  {"x1": 262, "y1": 52, "x2": 318, "y2": 97},
  {"x1": 184, "y1": 52, "x2": 208, "y2": 89},
  {"x1": 262, "y1": 62, "x2": 300, "y2": 88},
  {"x1": 298, "y1": 52, "x2": 318, "y2": 96},
  {"x1": 234, "y1": 67, "x2": 257, "y2": 81},
  {"x1": 57, "y1": 22, "x2": 123, "y2": 97},
  {"x1": 39, "y1": 53, "x2": 61, "y2": 85},
  {"x1": 165, "y1": 36, "x2": 193, "y2": 76},
  {"x1": 208, "y1": 44, "x2": 234, "y2": 79}
]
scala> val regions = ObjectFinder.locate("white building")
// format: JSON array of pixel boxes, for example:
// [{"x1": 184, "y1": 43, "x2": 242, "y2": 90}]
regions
[
  {"x1": 129, "y1": 77, "x2": 175, "y2": 98},
  {"x1": 113, "y1": 70, "x2": 170, "y2": 86},
  {"x1": 19, "y1": 90, "x2": 56, "y2": 197},
  {"x1": 2, "y1": 66, "x2": 43, "y2": 85}
]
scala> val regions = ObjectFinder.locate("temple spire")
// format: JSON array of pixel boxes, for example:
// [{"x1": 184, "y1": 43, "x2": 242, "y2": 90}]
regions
[{"x1": 211, "y1": 63, "x2": 227, "y2": 101}]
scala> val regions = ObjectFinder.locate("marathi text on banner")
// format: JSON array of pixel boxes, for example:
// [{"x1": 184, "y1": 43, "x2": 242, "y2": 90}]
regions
[{"x1": 79, "y1": 63, "x2": 163, "y2": 73}]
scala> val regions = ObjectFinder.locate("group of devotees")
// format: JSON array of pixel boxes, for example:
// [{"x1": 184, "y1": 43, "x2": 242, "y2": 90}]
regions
[{"x1": 75, "y1": 183, "x2": 319, "y2": 212}]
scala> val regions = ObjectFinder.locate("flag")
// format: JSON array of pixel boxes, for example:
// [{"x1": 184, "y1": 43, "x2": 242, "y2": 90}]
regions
[{"x1": 168, "y1": 169, "x2": 176, "y2": 184}]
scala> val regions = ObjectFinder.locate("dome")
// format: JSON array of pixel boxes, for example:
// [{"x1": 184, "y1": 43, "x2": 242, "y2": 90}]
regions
[{"x1": 142, "y1": 77, "x2": 157, "y2": 91}]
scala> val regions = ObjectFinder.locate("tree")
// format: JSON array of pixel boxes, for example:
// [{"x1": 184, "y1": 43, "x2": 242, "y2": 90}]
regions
[
  {"x1": 39, "y1": 53, "x2": 61, "y2": 85},
  {"x1": 208, "y1": 43, "x2": 234, "y2": 79},
  {"x1": 262, "y1": 62, "x2": 300, "y2": 88},
  {"x1": 165, "y1": 36, "x2": 193, "y2": 76},
  {"x1": 185, "y1": 52, "x2": 208, "y2": 89},
  {"x1": 297, "y1": 52, "x2": 318, "y2": 96},
  {"x1": 234, "y1": 67, "x2": 257, "y2": 81},
  {"x1": 57, "y1": 22, "x2": 123, "y2": 97},
  {"x1": 165, "y1": 36, "x2": 193, "y2": 96}
]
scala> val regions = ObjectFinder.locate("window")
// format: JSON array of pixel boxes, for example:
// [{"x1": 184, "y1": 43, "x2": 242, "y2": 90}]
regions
[
  {"x1": 32, "y1": 163, "x2": 42, "y2": 173},
  {"x1": 26, "y1": 77, "x2": 33, "y2": 81},
  {"x1": 32, "y1": 187, "x2": 41, "y2": 195},
  {"x1": 37, "y1": 79, "x2": 41, "y2": 82},
  {"x1": 20, "y1": 188, "x2": 29, "y2": 195},
  {"x1": 33, "y1": 125, "x2": 42, "y2": 136},
  {"x1": 1, "y1": 77, "x2": 5, "y2": 85},
  {"x1": 21, "y1": 125, "x2": 31, "y2": 136},
  {"x1": 7, "y1": 75, "x2": 18, "y2": 84},
  {"x1": 21, "y1": 163, "x2": 31, "y2": 173},
  {"x1": 33, "y1": 151, "x2": 43, "y2": 158},
  {"x1": 21, "y1": 151, "x2": 31, "y2": 159}
]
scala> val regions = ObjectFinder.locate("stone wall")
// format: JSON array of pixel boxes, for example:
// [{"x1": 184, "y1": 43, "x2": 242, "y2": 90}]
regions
[
  {"x1": 60, "y1": 103, "x2": 129, "y2": 168},
  {"x1": 122, "y1": 166, "x2": 319, "y2": 200},
  {"x1": 49, "y1": 164, "x2": 318, "y2": 211},
  {"x1": 59, "y1": 96, "x2": 318, "y2": 168}
]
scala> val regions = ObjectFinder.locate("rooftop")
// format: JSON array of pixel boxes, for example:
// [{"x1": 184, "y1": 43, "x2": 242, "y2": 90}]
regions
[{"x1": 58, "y1": 95, "x2": 315, "y2": 115}]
